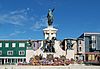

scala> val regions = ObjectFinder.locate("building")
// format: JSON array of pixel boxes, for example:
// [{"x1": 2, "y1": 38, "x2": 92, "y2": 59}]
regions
[
  {"x1": 61, "y1": 38, "x2": 84, "y2": 60},
  {"x1": 78, "y1": 33, "x2": 100, "y2": 64},
  {"x1": 0, "y1": 40, "x2": 28, "y2": 65},
  {"x1": 0, "y1": 33, "x2": 100, "y2": 65}
]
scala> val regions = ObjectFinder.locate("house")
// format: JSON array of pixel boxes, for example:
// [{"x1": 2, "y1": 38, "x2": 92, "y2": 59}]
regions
[
  {"x1": 78, "y1": 32, "x2": 100, "y2": 64},
  {"x1": 0, "y1": 40, "x2": 28, "y2": 65}
]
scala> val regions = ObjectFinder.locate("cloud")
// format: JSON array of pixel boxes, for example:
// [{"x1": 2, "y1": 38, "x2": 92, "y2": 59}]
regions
[
  {"x1": 0, "y1": 31, "x2": 26, "y2": 38},
  {"x1": 10, "y1": 8, "x2": 30, "y2": 15},
  {"x1": 9, "y1": 31, "x2": 26, "y2": 36},
  {"x1": 0, "y1": 14, "x2": 24, "y2": 25},
  {"x1": 0, "y1": 8, "x2": 33, "y2": 26},
  {"x1": 31, "y1": 15, "x2": 48, "y2": 31},
  {"x1": 0, "y1": 8, "x2": 48, "y2": 31}
]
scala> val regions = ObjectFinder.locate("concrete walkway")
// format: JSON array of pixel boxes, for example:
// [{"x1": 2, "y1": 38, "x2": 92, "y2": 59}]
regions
[{"x1": 0, "y1": 64, "x2": 100, "y2": 69}]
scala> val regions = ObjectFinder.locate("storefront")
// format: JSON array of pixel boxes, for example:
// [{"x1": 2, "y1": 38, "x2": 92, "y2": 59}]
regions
[{"x1": 84, "y1": 52, "x2": 100, "y2": 64}]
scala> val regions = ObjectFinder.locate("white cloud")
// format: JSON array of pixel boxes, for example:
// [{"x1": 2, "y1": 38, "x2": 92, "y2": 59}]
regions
[
  {"x1": 0, "y1": 31, "x2": 26, "y2": 38},
  {"x1": 0, "y1": 14, "x2": 24, "y2": 25},
  {"x1": 10, "y1": 8, "x2": 30, "y2": 15},
  {"x1": 0, "y1": 8, "x2": 48, "y2": 31},
  {"x1": 9, "y1": 31, "x2": 26, "y2": 36},
  {"x1": 31, "y1": 16, "x2": 48, "y2": 31},
  {"x1": 0, "y1": 8, "x2": 32, "y2": 26}
]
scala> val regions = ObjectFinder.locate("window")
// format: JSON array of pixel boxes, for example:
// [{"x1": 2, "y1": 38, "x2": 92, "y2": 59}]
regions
[
  {"x1": 0, "y1": 51, "x2": 2, "y2": 55},
  {"x1": 92, "y1": 36, "x2": 96, "y2": 40},
  {"x1": 79, "y1": 47, "x2": 82, "y2": 51},
  {"x1": 19, "y1": 51, "x2": 25, "y2": 55},
  {"x1": 46, "y1": 33, "x2": 49, "y2": 35},
  {"x1": 7, "y1": 51, "x2": 13, "y2": 55},
  {"x1": 5, "y1": 43, "x2": 9, "y2": 47},
  {"x1": 12, "y1": 43, "x2": 16, "y2": 47},
  {"x1": 91, "y1": 55, "x2": 95, "y2": 60},
  {"x1": 19, "y1": 43, "x2": 25, "y2": 47},
  {"x1": 51, "y1": 33, "x2": 53, "y2": 35},
  {"x1": 0, "y1": 43, "x2": 2, "y2": 47},
  {"x1": 92, "y1": 43, "x2": 95, "y2": 49},
  {"x1": 79, "y1": 40, "x2": 81, "y2": 44}
]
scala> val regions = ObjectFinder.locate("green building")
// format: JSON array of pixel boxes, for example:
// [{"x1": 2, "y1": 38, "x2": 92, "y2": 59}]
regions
[{"x1": 0, "y1": 40, "x2": 28, "y2": 65}]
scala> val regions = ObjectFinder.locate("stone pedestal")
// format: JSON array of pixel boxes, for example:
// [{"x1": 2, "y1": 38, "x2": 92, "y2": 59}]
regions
[
  {"x1": 43, "y1": 26, "x2": 58, "y2": 40},
  {"x1": 66, "y1": 50, "x2": 74, "y2": 60}
]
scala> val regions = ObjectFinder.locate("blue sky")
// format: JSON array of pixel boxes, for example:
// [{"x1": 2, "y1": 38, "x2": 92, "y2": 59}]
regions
[{"x1": 0, "y1": 0, "x2": 100, "y2": 40}]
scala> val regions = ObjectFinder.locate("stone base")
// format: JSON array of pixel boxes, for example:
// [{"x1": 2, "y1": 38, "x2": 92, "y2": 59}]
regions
[
  {"x1": 43, "y1": 26, "x2": 58, "y2": 40},
  {"x1": 66, "y1": 50, "x2": 74, "y2": 60}
]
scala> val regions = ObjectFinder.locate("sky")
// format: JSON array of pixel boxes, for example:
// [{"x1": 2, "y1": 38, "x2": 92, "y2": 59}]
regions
[{"x1": 0, "y1": 0, "x2": 100, "y2": 40}]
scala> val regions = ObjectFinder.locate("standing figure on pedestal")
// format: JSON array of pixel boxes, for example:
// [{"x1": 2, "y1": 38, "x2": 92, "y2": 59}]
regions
[{"x1": 47, "y1": 9, "x2": 54, "y2": 26}]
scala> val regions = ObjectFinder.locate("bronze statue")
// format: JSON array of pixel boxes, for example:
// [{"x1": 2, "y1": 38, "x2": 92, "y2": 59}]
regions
[{"x1": 47, "y1": 9, "x2": 54, "y2": 26}]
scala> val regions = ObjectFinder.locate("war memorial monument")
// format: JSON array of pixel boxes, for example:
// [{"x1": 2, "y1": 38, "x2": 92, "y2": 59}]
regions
[{"x1": 0, "y1": 9, "x2": 100, "y2": 69}]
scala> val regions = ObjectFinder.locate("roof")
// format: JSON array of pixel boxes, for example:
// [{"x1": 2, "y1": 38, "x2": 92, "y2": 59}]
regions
[
  {"x1": 78, "y1": 32, "x2": 100, "y2": 38},
  {"x1": 84, "y1": 32, "x2": 100, "y2": 35},
  {"x1": 0, "y1": 39, "x2": 43, "y2": 42},
  {"x1": 0, "y1": 40, "x2": 27, "y2": 42}
]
